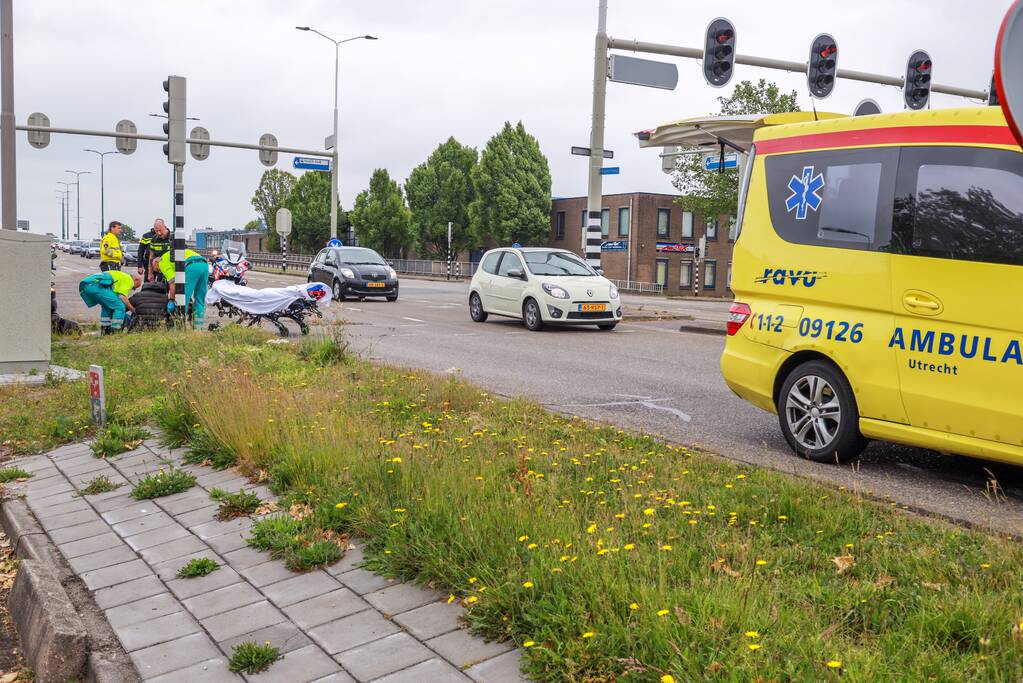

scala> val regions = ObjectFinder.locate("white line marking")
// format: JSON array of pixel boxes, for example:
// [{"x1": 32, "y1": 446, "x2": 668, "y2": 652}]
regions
[
  {"x1": 402, "y1": 317, "x2": 425, "y2": 323},
  {"x1": 560, "y1": 396, "x2": 692, "y2": 422},
  {"x1": 345, "y1": 307, "x2": 362, "y2": 312}
]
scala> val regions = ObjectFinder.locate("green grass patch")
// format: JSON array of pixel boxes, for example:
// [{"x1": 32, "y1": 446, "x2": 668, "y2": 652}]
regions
[
  {"x1": 0, "y1": 467, "x2": 31, "y2": 483},
  {"x1": 176, "y1": 557, "x2": 220, "y2": 578},
  {"x1": 228, "y1": 641, "x2": 281, "y2": 674},
  {"x1": 209, "y1": 488, "x2": 260, "y2": 520},
  {"x1": 131, "y1": 468, "x2": 196, "y2": 500},
  {"x1": 79, "y1": 475, "x2": 122, "y2": 495},
  {"x1": 90, "y1": 422, "x2": 149, "y2": 458}
]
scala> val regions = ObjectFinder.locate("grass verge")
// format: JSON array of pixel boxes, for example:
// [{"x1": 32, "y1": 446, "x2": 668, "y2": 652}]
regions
[
  {"x1": 209, "y1": 488, "x2": 260, "y2": 520},
  {"x1": 0, "y1": 468, "x2": 31, "y2": 484},
  {"x1": 90, "y1": 422, "x2": 149, "y2": 458},
  {"x1": 79, "y1": 475, "x2": 122, "y2": 495},
  {"x1": 176, "y1": 557, "x2": 219, "y2": 579},
  {"x1": 228, "y1": 641, "x2": 281, "y2": 674},
  {"x1": 131, "y1": 469, "x2": 196, "y2": 500},
  {"x1": 2, "y1": 329, "x2": 1022, "y2": 680}
]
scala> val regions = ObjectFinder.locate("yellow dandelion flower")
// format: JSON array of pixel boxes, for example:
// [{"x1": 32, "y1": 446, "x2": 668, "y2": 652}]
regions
[
  {"x1": 748, "y1": 643, "x2": 761, "y2": 651},
  {"x1": 660, "y1": 544, "x2": 673, "y2": 551},
  {"x1": 586, "y1": 523, "x2": 597, "y2": 534},
  {"x1": 522, "y1": 581, "x2": 534, "y2": 588},
  {"x1": 661, "y1": 676, "x2": 675, "y2": 683},
  {"x1": 745, "y1": 631, "x2": 759, "y2": 638},
  {"x1": 335, "y1": 502, "x2": 348, "y2": 509},
  {"x1": 446, "y1": 594, "x2": 455, "y2": 604},
  {"x1": 393, "y1": 508, "x2": 406, "y2": 513},
  {"x1": 465, "y1": 596, "x2": 478, "y2": 604},
  {"x1": 391, "y1": 457, "x2": 402, "y2": 463},
  {"x1": 657, "y1": 609, "x2": 669, "y2": 617},
  {"x1": 629, "y1": 603, "x2": 640, "y2": 610},
  {"x1": 643, "y1": 508, "x2": 655, "y2": 516},
  {"x1": 518, "y1": 535, "x2": 529, "y2": 542},
  {"x1": 582, "y1": 632, "x2": 594, "y2": 639},
  {"x1": 980, "y1": 563, "x2": 991, "y2": 569},
  {"x1": 468, "y1": 577, "x2": 478, "y2": 583},
  {"x1": 755, "y1": 560, "x2": 767, "y2": 566},
  {"x1": 826, "y1": 660, "x2": 842, "y2": 669},
  {"x1": 527, "y1": 543, "x2": 538, "y2": 550},
  {"x1": 624, "y1": 543, "x2": 636, "y2": 551},
  {"x1": 642, "y1": 523, "x2": 652, "y2": 529},
  {"x1": 523, "y1": 640, "x2": 536, "y2": 648},
  {"x1": 597, "y1": 548, "x2": 609, "y2": 556}
]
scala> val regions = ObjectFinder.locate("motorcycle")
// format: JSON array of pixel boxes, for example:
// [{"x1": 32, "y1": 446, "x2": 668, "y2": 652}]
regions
[{"x1": 208, "y1": 240, "x2": 251, "y2": 286}]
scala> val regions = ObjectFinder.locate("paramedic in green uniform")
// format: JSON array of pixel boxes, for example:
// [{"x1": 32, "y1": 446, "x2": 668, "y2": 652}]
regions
[
  {"x1": 78, "y1": 271, "x2": 140, "y2": 333},
  {"x1": 158, "y1": 249, "x2": 208, "y2": 330}
]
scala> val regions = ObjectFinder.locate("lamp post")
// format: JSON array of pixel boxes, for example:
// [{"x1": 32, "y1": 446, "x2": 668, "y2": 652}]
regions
[
  {"x1": 56, "y1": 181, "x2": 71, "y2": 240},
  {"x1": 65, "y1": 169, "x2": 91, "y2": 239},
  {"x1": 295, "y1": 27, "x2": 377, "y2": 240},
  {"x1": 83, "y1": 149, "x2": 118, "y2": 236}
]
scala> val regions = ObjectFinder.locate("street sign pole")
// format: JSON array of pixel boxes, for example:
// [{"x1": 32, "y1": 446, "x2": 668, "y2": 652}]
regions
[
  {"x1": 446, "y1": 221, "x2": 453, "y2": 281},
  {"x1": 0, "y1": 0, "x2": 14, "y2": 231},
  {"x1": 584, "y1": 0, "x2": 609, "y2": 271},
  {"x1": 276, "y1": 207, "x2": 292, "y2": 273}
]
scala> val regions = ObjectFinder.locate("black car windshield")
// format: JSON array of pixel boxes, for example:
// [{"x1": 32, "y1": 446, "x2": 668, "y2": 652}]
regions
[
  {"x1": 336, "y1": 248, "x2": 385, "y2": 265},
  {"x1": 523, "y1": 251, "x2": 595, "y2": 276}
]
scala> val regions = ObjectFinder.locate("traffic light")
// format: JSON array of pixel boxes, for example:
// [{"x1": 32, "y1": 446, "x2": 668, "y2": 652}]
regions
[
  {"x1": 703, "y1": 18, "x2": 736, "y2": 88},
  {"x1": 807, "y1": 34, "x2": 838, "y2": 99},
  {"x1": 904, "y1": 50, "x2": 932, "y2": 110},
  {"x1": 162, "y1": 75, "x2": 186, "y2": 164}
]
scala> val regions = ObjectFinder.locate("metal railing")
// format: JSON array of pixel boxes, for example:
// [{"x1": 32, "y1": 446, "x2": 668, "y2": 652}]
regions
[{"x1": 609, "y1": 279, "x2": 664, "y2": 294}]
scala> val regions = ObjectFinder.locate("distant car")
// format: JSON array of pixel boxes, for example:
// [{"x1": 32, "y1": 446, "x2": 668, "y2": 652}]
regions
[
  {"x1": 121, "y1": 243, "x2": 138, "y2": 265},
  {"x1": 85, "y1": 240, "x2": 101, "y2": 259},
  {"x1": 468, "y1": 247, "x2": 622, "y2": 331},
  {"x1": 70, "y1": 241, "x2": 87, "y2": 256},
  {"x1": 307, "y1": 246, "x2": 399, "y2": 302}
]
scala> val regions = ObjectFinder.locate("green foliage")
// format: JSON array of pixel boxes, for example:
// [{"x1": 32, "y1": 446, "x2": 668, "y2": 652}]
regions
[
  {"x1": 298, "y1": 322, "x2": 350, "y2": 367},
  {"x1": 90, "y1": 422, "x2": 149, "y2": 458},
  {"x1": 285, "y1": 170, "x2": 348, "y2": 254},
  {"x1": 673, "y1": 79, "x2": 800, "y2": 219},
  {"x1": 244, "y1": 218, "x2": 263, "y2": 231},
  {"x1": 154, "y1": 394, "x2": 198, "y2": 449},
  {"x1": 229, "y1": 641, "x2": 281, "y2": 674},
  {"x1": 405, "y1": 137, "x2": 479, "y2": 259},
  {"x1": 131, "y1": 468, "x2": 196, "y2": 499},
  {"x1": 209, "y1": 488, "x2": 261, "y2": 520},
  {"x1": 0, "y1": 467, "x2": 31, "y2": 483},
  {"x1": 284, "y1": 538, "x2": 342, "y2": 571},
  {"x1": 50, "y1": 415, "x2": 88, "y2": 441},
  {"x1": 120, "y1": 224, "x2": 137, "y2": 241},
  {"x1": 468, "y1": 121, "x2": 552, "y2": 247},
  {"x1": 80, "y1": 475, "x2": 121, "y2": 495},
  {"x1": 246, "y1": 515, "x2": 342, "y2": 571},
  {"x1": 247, "y1": 515, "x2": 305, "y2": 553},
  {"x1": 350, "y1": 169, "x2": 414, "y2": 257},
  {"x1": 181, "y1": 426, "x2": 236, "y2": 470},
  {"x1": 251, "y1": 169, "x2": 295, "y2": 253},
  {"x1": 176, "y1": 557, "x2": 220, "y2": 578}
]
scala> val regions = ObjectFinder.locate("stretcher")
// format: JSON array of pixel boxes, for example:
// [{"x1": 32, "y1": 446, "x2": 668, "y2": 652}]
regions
[{"x1": 206, "y1": 280, "x2": 332, "y2": 337}]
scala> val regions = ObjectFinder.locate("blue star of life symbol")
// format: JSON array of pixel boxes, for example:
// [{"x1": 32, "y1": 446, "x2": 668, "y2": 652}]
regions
[{"x1": 785, "y1": 166, "x2": 825, "y2": 220}]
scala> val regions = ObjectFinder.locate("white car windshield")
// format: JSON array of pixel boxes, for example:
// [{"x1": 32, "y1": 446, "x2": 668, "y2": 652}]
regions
[{"x1": 523, "y1": 251, "x2": 596, "y2": 277}]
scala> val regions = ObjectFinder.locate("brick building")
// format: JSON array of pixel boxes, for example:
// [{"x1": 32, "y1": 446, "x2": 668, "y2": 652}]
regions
[{"x1": 548, "y1": 192, "x2": 735, "y2": 297}]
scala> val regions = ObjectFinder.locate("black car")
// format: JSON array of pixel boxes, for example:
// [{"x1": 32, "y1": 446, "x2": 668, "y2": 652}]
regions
[{"x1": 308, "y1": 246, "x2": 399, "y2": 302}]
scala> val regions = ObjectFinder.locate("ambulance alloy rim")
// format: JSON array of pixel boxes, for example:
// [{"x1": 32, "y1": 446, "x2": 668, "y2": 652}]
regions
[{"x1": 784, "y1": 375, "x2": 842, "y2": 451}]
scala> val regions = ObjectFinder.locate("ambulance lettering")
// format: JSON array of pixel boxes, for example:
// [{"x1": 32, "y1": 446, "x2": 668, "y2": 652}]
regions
[
  {"x1": 755, "y1": 268, "x2": 828, "y2": 287},
  {"x1": 888, "y1": 327, "x2": 1023, "y2": 373}
]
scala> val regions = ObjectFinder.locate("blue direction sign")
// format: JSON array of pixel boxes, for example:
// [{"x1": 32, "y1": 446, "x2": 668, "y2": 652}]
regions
[
  {"x1": 599, "y1": 166, "x2": 621, "y2": 175},
  {"x1": 703, "y1": 152, "x2": 738, "y2": 171},
  {"x1": 294, "y1": 156, "x2": 332, "y2": 171},
  {"x1": 326, "y1": 238, "x2": 343, "y2": 247},
  {"x1": 601, "y1": 240, "x2": 628, "y2": 252}
]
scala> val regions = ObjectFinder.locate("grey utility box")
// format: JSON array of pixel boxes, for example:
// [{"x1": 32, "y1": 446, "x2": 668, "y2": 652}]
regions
[{"x1": 0, "y1": 230, "x2": 50, "y2": 377}]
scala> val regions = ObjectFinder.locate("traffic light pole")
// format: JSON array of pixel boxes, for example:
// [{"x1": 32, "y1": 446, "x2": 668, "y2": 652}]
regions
[
  {"x1": 583, "y1": 0, "x2": 609, "y2": 270},
  {"x1": 172, "y1": 164, "x2": 185, "y2": 307}
]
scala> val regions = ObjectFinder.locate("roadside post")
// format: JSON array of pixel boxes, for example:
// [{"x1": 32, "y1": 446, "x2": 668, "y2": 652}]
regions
[
  {"x1": 276, "y1": 207, "x2": 292, "y2": 273},
  {"x1": 88, "y1": 365, "x2": 106, "y2": 428},
  {"x1": 446, "y1": 221, "x2": 453, "y2": 281}
]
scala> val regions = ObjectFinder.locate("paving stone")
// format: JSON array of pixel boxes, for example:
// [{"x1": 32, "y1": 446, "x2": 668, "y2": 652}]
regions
[
  {"x1": 98, "y1": 500, "x2": 158, "y2": 524},
  {"x1": 148, "y1": 657, "x2": 242, "y2": 682},
  {"x1": 113, "y1": 610, "x2": 201, "y2": 653},
  {"x1": 201, "y1": 600, "x2": 286, "y2": 642},
  {"x1": 325, "y1": 545, "x2": 364, "y2": 576},
  {"x1": 282, "y1": 588, "x2": 370, "y2": 630},
  {"x1": 130, "y1": 632, "x2": 222, "y2": 679},
  {"x1": 152, "y1": 550, "x2": 222, "y2": 581},
  {"x1": 48, "y1": 519, "x2": 110, "y2": 544},
  {"x1": 308, "y1": 610, "x2": 399, "y2": 654},
  {"x1": 465, "y1": 648, "x2": 527, "y2": 683},
  {"x1": 67, "y1": 543, "x2": 138, "y2": 574},
  {"x1": 261, "y1": 571, "x2": 341, "y2": 608},
  {"x1": 193, "y1": 516, "x2": 252, "y2": 540},
  {"x1": 392, "y1": 601, "x2": 464, "y2": 640},
  {"x1": 222, "y1": 546, "x2": 271, "y2": 571},
  {"x1": 80, "y1": 558, "x2": 151, "y2": 590},
  {"x1": 166, "y1": 565, "x2": 243, "y2": 600},
  {"x1": 195, "y1": 470, "x2": 247, "y2": 488},
  {"x1": 92, "y1": 492, "x2": 144, "y2": 513},
  {"x1": 38, "y1": 508, "x2": 101, "y2": 531},
  {"x1": 32, "y1": 498, "x2": 91, "y2": 519},
  {"x1": 245, "y1": 644, "x2": 342, "y2": 683},
  {"x1": 139, "y1": 534, "x2": 208, "y2": 565},
  {"x1": 335, "y1": 632, "x2": 434, "y2": 682},
  {"x1": 206, "y1": 530, "x2": 252, "y2": 554},
  {"x1": 364, "y1": 582, "x2": 442, "y2": 616},
  {"x1": 124, "y1": 523, "x2": 189, "y2": 551},
  {"x1": 309, "y1": 673, "x2": 357, "y2": 683},
  {"x1": 239, "y1": 560, "x2": 296, "y2": 587},
  {"x1": 336, "y1": 567, "x2": 396, "y2": 595},
  {"x1": 176, "y1": 504, "x2": 219, "y2": 528},
  {"x1": 27, "y1": 486, "x2": 77, "y2": 505},
  {"x1": 111, "y1": 510, "x2": 177, "y2": 536},
  {"x1": 106, "y1": 592, "x2": 182, "y2": 629},
  {"x1": 427, "y1": 629, "x2": 514, "y2": 669},
  {"x1": 183, "y1": 581, "x2": 263, "y2": 620},
  {"x1": 155, "y1": 491, "x2": 214, "y2": 515},
  {"x1": 372, "y1": 658, "x2": 471, "y2": 683},
  {"x1": 63, "y1": 458, "x2": 113, "y2": 476},
  {"x1": 59, "y1": 531, "x2": 123, "y2": 558},
  {"x1": 218, "y1": 620, "x2": 311, "y2": 656},
  {"x1": 94, "y1": 574, "x2": 167, "y2": 609}
]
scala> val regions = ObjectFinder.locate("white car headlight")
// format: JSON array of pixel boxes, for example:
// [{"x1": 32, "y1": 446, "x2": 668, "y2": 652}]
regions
[
  {"x1": 387, "y1": 267, "x2": 397, "y2": 279},
  {"x1": 339, "y1": 267, "x2": 355, "y2": 279},
  {"x1": 609, "y1": 284, "x2": 619, "y2": 299},
  {"x1": 542, "y1": 283, "x2": 570, "y2": 300}
]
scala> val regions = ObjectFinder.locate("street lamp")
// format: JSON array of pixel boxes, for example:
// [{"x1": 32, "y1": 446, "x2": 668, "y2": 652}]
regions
[
  {"x1": 295, "y1": 27, "x2": 377, "y2": 239},
  {"x1": 56, "y1": 181, "x2": 71, "y2": 240},
  {"x1": 83, "y1": 149, "x2": 119, "y2": 236},
  {"x1": 65, "y1": 169, "x2": 91, "y2": 240}
]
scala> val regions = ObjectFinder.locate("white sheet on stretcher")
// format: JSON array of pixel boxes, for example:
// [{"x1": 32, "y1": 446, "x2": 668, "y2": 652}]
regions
[{"x1": 205, "y1": 280, "x2": 333, "y2": 315}]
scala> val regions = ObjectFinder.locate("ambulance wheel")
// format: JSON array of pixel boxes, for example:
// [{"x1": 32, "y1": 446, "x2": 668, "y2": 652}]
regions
[{"x1": 777, "y1": 360, "x2": 867, "y2": 464}]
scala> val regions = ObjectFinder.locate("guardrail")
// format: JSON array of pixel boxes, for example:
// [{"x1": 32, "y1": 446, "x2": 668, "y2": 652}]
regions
[{"x1": 609, "y1": 279, "x2": 665, "y2": 294}]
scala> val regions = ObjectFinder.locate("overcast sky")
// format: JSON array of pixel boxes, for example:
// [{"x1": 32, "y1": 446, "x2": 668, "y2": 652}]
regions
[{"x1": 10, "y1": 0, "x2": 1012, "y2": 240}]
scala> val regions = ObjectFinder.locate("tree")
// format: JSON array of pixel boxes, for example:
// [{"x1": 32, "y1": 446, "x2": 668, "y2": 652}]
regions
[
  {"x1": 244, "y1": 218, "x2": 263, "y2": 231},
  {"x1": 251, "y1": 169, "x2": 295, "y2": 252},
  {"x1": 120, "y1": 224, "x2": 136, "y2": 241},
  {"x1": 285, "y1": 170, "x2": 342, "y2": 253},
  {"x1": 405, "y1": 137, "x2": 478, "y2": 259},
  {"x1": 468, "y1": 122, "x2": 552, "y2": 247},
  {"x1": 349, "y1": 169, "x2": 414, "y2": 257},
  {"x1": 672, "y1": 79, "x2": 800, "y2": 220}
]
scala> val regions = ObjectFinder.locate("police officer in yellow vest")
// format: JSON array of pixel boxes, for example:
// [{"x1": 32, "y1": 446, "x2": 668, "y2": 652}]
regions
[
  {"x1": 99, "y1": 221, "x2": 124, "y2": 272},
  {"x1": 158, "y1": 249, "x2": 208, "y2": 330}
]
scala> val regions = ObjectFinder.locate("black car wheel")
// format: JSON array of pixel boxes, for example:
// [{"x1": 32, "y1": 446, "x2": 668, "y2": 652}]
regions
[
  {"x1": 469, "y1": 292, "x2": 487, "y2": 322},
  {"x1": 332, "y1": 279, "x2": 346, "y2": 302},
  {"x1": 777, "y1": 360, "x2": 868, "y2": 464},
  {"x1": 523, "y1": 298, "x2": 544, "y2": 331}
]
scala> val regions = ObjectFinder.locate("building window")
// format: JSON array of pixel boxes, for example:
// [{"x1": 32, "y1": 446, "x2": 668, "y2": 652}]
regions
[
  {"x1": 554, "y1": 212, "x2": 565, "y2": 240},
  {"x1": 655, "y1": 258, "x2": 669, "y2": 288},
  {"x1": 657, "y1": 208, "x2": 670, "y2": 237},
  {"x1": 618, "y1": 207, "x2": 630, "y2": 236},
  {"x1": 581, "y1": 210, "x2": 587, "y2": 228},
  {"x1": 601, "y1": 208, "x2": 610, "y2": 237},
  {"x1": 706, "y1": 217, "x2": 718, "y2": 241},
  {"x1": 704, "y1": 260, "x2": 717, "y2": 289},
  {"x1": 727, "y1": 261, "x2": 733, "y2": 289},
  {"x1": 680, "y1": 261, "x2": 693, "y2": 288},
  {"x1": 727, "y1": 216, "x2": 738, "y2": 242},
  {"x1": 682, "y1": 211, "x2": 694, "y2": 238}
]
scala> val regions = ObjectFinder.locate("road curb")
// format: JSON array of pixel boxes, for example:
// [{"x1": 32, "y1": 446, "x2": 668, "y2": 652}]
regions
[{"x1": 677, "y1": 322, "x2": 725, "y2": 336}]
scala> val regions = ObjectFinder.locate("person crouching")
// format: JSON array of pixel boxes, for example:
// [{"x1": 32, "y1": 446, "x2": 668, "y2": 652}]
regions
[
  {"x1": 78, "y1": 271, "x2": 139, "y2": 334},
  {"x1": 158, "y1": 249, "x2": 209, "y2": 330}
]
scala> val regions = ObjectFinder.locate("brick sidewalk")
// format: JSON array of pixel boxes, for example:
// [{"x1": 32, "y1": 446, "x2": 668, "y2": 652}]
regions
[{"x1": 12, "y1": 441, "x2": 525, "y2": 682}]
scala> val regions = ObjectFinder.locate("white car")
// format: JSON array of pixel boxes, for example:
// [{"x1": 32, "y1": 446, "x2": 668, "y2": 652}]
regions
[{"x1": 468, "y1": 247, "x2": 622, "y2": 331}]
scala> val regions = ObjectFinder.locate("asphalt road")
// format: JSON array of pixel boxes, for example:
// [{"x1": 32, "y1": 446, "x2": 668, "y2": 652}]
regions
[{"x1": 52, "y1": 253, "x2": 1023, "y2": 536}]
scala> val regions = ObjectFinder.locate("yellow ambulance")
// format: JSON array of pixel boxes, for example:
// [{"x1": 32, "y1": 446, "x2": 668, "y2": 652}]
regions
[{"x1": 644, "y1": 107, "x2": 1023, "y2": 464}]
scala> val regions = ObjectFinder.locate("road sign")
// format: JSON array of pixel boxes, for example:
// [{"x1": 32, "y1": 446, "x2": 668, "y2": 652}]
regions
[
  {"x1": 608, "y1": 54, "x2": 678, "y2": 90},
  {"x1": 88, "y1": 365, "x2": 106, "y2": 428},
  {"x1": 259, "y1": 133, "x2": 278, "y2": 166},
  {"x1": 324, "y1": 133, "x2": 336, "y2": 150},
  {"x1": 599, "y1": 166, "x2": 620, "y2": 175},
  {"x1": 27, "y1": 112, "x2": 50, "y2": 149},
  {"x1": 703, "y1": 152, "x2": 738, "y2": 171},
  {"x1": 854, "y1": 98, "x2": 882, "y2": 116},
  {"x1": 16, "y1": 219, "x2": 28, "y2": 230},
  {"x1": 276, "y1": 207, "x2": 292, "y2": 236},
  {"x1": 601, "y1": 240, "x2": 628, "y2": 252},
  {"x1": 293, "y1": 156, "x2": 332, "y2": 171},
  {"x1": 995, "y1": 0, "x2": 1023, "y2": 148},
  {"x1": 571, "y1": 146, "x2": 614, "y2": 159},
  {"x1": 189, "y1": 126, "x2": 210, "y2": 161},
  {"x1": 327, "y1": 238, "x2": 343, "y2": 248},
  {"x1": 115, "y1": 119, "x2": 138, "y2": 154}
]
